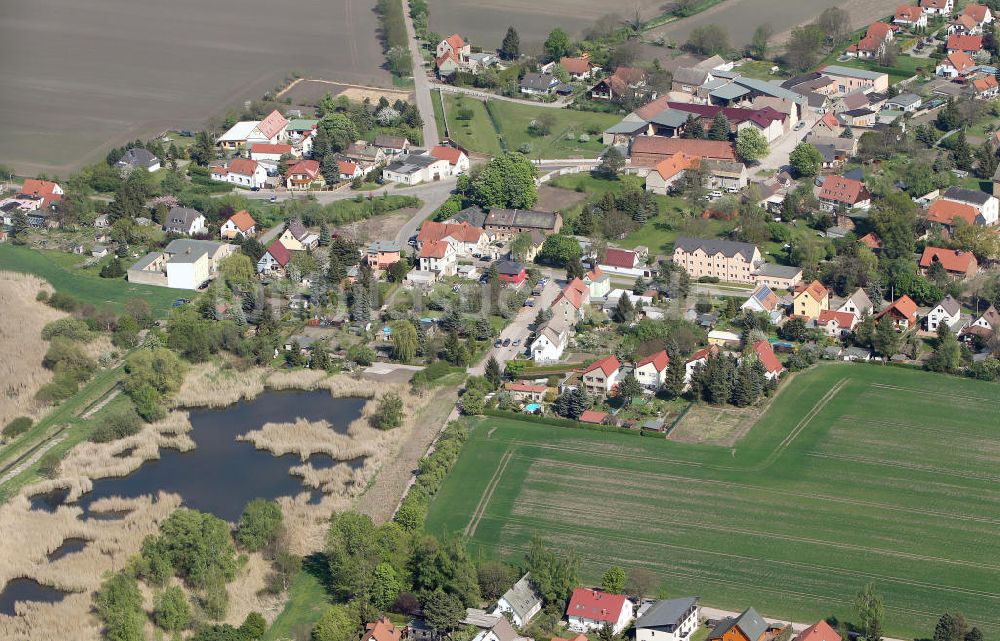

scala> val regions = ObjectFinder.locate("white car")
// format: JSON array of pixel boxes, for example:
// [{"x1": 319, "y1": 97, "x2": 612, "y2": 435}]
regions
[{"x1": 707, "y1": 191, "x2": 723, "y2": 200}]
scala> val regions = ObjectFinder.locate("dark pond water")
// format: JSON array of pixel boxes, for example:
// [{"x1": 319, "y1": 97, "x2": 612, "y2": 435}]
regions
[
  {"x1": 0, "y1": 578, "x2": 69, "y2": 616},
  {"x1": 46, "y1": 538, "x2": 89, "y2": 562},
  {"x1": 74, "y1": 390, "x2": 366, "y2": 522},
  {"x1": 28, "y1": 488, "x2": 69, "y2": 513}
]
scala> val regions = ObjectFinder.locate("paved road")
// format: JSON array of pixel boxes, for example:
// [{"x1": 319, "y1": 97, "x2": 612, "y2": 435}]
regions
[
  {"x1": 468, "y1": 276, "x2": 561, "y2": 375},
  {"x1": 756, "y1": 113, "x2": 819, "y2": 174},
  {"x1": 392, "y1": 180, "x2": 457, "y2": 245},
  {"x1": 402, "y1": 0, "x2": 440, "y2": 146},
  {"x1": 431, "y1": 83, "x2": 572, "y2": 109}
]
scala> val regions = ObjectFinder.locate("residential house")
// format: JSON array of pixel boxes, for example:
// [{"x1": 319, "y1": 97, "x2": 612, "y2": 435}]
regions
[
  {"x1": 343, "y1": 141, "x2": 386, "y2": 171},
  {"x1": 793, "y1": 280, "x2": 830, "y2": 319},
  {"x1": 18, "y1": 179, "x2": 63, "y2": 210},
  {"x1": 520, "y1": 73, "x2": 560, "y2": 95},
  {"x1": 920, "y1": 0, "x2": 954, "y2": 15},
  {"x1": 418, "y1": 239, "x2": 458, "y2": 276},
  {"x1": 818, "y1": 65, "x2": 890, "y2": 95},
  {"x1": 591, "y1": 67, "x2": 650, "y2": 102},
  {"x1": 552, "y1": 278, "x2": 591, "y2": 323},
  {"x1": 672, "y1": 236, "x2": 762, "y2": 284},
  {"x1": 920, "y1": 246, "x2": 979, "y2": 278},
  {"x1": 285, "y1": 118, "x2": 319, "y2": 155},
  {"x1": 497, "y1": 260, "x2": 527, "y2": 285},
  {"x1": 566, "y1": 588, "x2": 633, "y2": 635},
  {"x1": 430, "y1": 145, "x2": 470, "y2": 175},
  {"x1": 578, "y1": 410, "x2": 609, "y2": 425},
  {"x1": 256, "y1": 240, "x2": 291, "y2": 275},
  {"x1": 504, "y1": 382, "x2": 547, "y2": 403},
  {"x1": 559, "y1": 55, "x2": 597, "y2": 80},
  {"x1": 837, "y1": 108, "x2": 877, "y2": 129},
  {"x1": 584, "y1": 265, "x2": 611, "y2": 299},
  {"x1": 859, "y1": 232, "x2": 881, "y2": 252},
  {"x1": 211, "y1": 158, "x2": 268, "y2": 189},
  {"x1": 704, "y1": 159, "x2": 749, "y2": 191},
  {"x1": 286, "y1": 159, "x2": 325, "y2": 190},
  {"x1": 812, "y1": 112, "x2": 843, "y2": 136},
  {"x1": 994, "y1": 163, "x2": 1000, "y2": 199},
  {"x1": 635, "y1": 350, "x2": 669, "y2": 392},
  {"x1": 463, "y1": 611, "x2": 530, "y2": 641},
  {"x1": 366, "y1": 240, "x2": 401, "y2": 270},
  {"x1": 220, "y1": 210, "x2": 256, "y2": 240},
  {"x1": 494, "y1": 574, "x2": 543, "y2": 627},
  {"x1": 417, "y1": 220, "x2": 489, "y2": 257},
  {"x1": 275, "y1": 219, "x2": 318, "y2": 251},
  {"x1": 943, "y1": 187, "x2": 998, "y2": 214},
  {"x1": 436, "y1": 33, "x2": 470, "y2": 61},
  {"x1": 128, "y1": 239, "x2": 235, "y2": 289},
  {"x1": 634, "y1": 597, "x2": 699, "y2": 641},
  {"x1": 926, "y1": 199, "x2": 984, "y2": 231},
  {"x1": 741, "y1": 284, "x2": 782, "y2": 319},
  {"x1": 708, "y1": 607, "x2": 784, "y2": 641},
  {"x1": 948, "y1": 14, "x2": 981, "y2": 35},
  {"x1": 972, "y1": 75, "x2": 1000, "y2": 99},
  {"x1": 846, "y1": 22, "x2": 894, "y2": 59},
  {"x1": 601, "y1": 247, "x2": 655, "y2": 278},
  {"x1": 794, "y1": 621, "x2": 841, "y2": 641},
  {"x1": 926, "y1": 295, "x2": 964, "y2": 332},
  {"x1": 645, "y1": 153, "x2": 701, "y2": 195},
  {"x1": 894, "y1": 5, "x2": 928, "y2": 28},
  {"x1": 531, "y1": 319, "x2": 570, "y2": 363},
  {"x1": 708, "y1": 329, "x2": 742, "y2": 347},
  {"x1": 164, "y1": 207, "x2": 206, "y2": 236},
  {"x1": 116, "y1": 148, "x2": 160, "y2": 172},
  {"x1": 753, "y1": 263, "x2": 803, "y2": 290},
  {"x1": 837, "y1": 288, "x2": 874, "y2": 318},
  {"x1": 936, "y1": 51, "x2": 977, "y2": 77},
  {"x1": 217, "y1": 110, "x2": 289, "y2": 149},
  {"x1": 819, "y1": 175, "x2": 871, "y2": 212},
  {"x1": 684, "y1": 345, "x2": 719, "y2": 386},
  {"x1": 876, "y1": 295, "x2": 919, "y2": 330},
  {"x1": 373, "y1": 134, "x2": 410, "y2": 157},
  {"x1": 338, "y1": 160, "x2": 363, "y2": 181},
  {"x1": 885, "y1": 93, "x2": 922, "y2": 112},
  {"x1": 947, "y1": 34, "x2": 984, "y2": 56},
  {"x1": 672, "y1": 67, "x2": 714, "y2": 94},
  {"x1": 970, "y1": 305, "x2": 1000, "y2": 333},
  {"x1": 361, "y1": 617, "x2": 402, "y2": 641},
  {"x1": 250, "y1": 143, "x2": 294, "y2": 162},
  {"x1": 484, "y1": 208, "x2": 562, "y2": 238},
  {"x1": 580, "y1": 356, "x2": 621, "y2": 397},
  {"x1": 964, "y1": 3, "x2": 994, "y2": 26},
  {"x1": 383, "y1": 155, "x2": 450, "y2": 185},
  {"x1": 817, "y1": 309, "x2": 858, "y2": 337}
]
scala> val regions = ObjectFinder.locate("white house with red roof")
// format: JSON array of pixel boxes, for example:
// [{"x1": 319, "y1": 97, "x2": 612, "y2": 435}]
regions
[
  {"x1": 430, "y1": 145, "x2": 470, "y2": 175},
  {"x1": 894, "y1": 5, "x2": 928, "y2": 28},
  {"x1": 338, "y1": 160, "x2": 363, "y2": 181},
  {"x1": 583, "y1": 265, "x2": 611, "y2": 299},
  {"x1": 846, "y1": 22, "x2": 895, "y2": 59},
  {"x1": 220, "y1": 210, "x2": 257, "y2": 240},
  {"x1": 921, "y1": 0, "x2": 954, "y2": 15},
  {"x1": 551, "y1": 278, "x2": 590, "y2": 323},
  {"x1": 436, "y1": 34, "x2": 470, "y2": 61},
  {"x1": 818, "y1": 175, "x2": 871, "y2": 211},
  {"x1": 580, "y1": 355, "x2": 621, "y2": 397},
  {"x1": 794, "y1": 620, "x2": 841, "y2": 641},
  {"x1": 936, "y1": 51, "x2": 977, "y2": 77},
  {"x1": 286, "y1": 160, "x2": 325, "y2": 190},
  {"x1": 946, "y1": 34, "x2": 984, "y2": 56},
  {"x1": 599, "y1": 247, "x2": 654, "y2": 278},
  {"x1": 964, "y1": 3, "x2": 993, "y2": 25},
  {"x1": 257, "y1": 240, "x2": 291, "y2": 275},
  {"x1": 531, "y1": 318, "x2": 569, "y2": 363},
  {"x1": 417, "y1": 220, "x2": 489, "y2": 257},
  {"x1": 817, "y1": 309, "x2": 859, "y2": 338},
  {"x1": 684, "y1": 345, "x2": 719, "y2": 387},
  {"x1": 566, "y1": 588, "x2": 634, "y2": 635},
  {"x1": 418, "y1": 239, "x2": 457, "y2": 276},
  {"x1": 217, "y1": 110, "x2": 289, "y2": 150},
  {"x1": 635, "y1": 350, "x2": 669, "y2": 391},
  {"x1": 250, "y1": 143, "x2": 294, "y2": 162},
  {"x1": 17, "y1": 179, "x2": 63, "y2": 210},
  {"x1": 211, "y1": 158, "x2": 268, "y2": 189}
]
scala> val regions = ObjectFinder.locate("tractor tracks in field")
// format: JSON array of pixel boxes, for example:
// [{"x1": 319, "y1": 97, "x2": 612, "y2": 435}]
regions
[{"x1": 464, "y1": 448, "x2": 514, "y2": 537}]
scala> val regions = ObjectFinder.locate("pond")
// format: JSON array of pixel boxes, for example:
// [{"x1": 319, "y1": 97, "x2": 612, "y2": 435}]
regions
[
  {"x1": 46, "y1": 538, "x2": 89, "y2": 562},
  {"x1": 73, "y1": 390, "x2": 367, "y2": 522},
  {"x1": 0, "y1": 578, "x2": 69, "y2": 616}
]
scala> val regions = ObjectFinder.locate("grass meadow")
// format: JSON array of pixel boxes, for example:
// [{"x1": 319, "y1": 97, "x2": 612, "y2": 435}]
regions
[
  {"x1": 0, "y1": 244, "x2": 186, "y2": 318},
  {"x1": 425, "y1": 364, "x2": 1000, "y2": 638}
]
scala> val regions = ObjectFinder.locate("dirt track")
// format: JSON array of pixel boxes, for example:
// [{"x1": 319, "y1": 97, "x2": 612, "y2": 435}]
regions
[{"x1": 0, "y1": 0, "x2": 393, "y2": 175}]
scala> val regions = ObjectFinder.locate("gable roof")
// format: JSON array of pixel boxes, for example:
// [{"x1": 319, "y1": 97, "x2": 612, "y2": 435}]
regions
[
  {"x1": 895, "y1": 5, "x2": 923, "y2": 21},
  {"x1": 876, "y1": 295, "x2": 919, "y2": 324},
  {"x1": 418, "y1": 220, "x2": 485, "y2": 244},
  {"x1": 942, "y1": 186, "x2": 992, "y2": 205},
  {"x1": 18, "y1": 179, "x2": 62, "y2": 207},
  {"x1": 637, "y1": 350, "x2": 669, "y2": 373},
  {"x1": 666, "y1": 102, "x2": 787, "y2": 129},
  {"x1": 288, "y1": 159, "x2": 321, "y2": 178},
  {"x1": 964, "y1": 3, "x2": 991, "y2": 22},
  {"x1": 251, "y1": 143, "x2": 293, "y2": 155},
  {"x1": 976, "y1": 305, "x2": 1000, "y2": 328},
  {"x1": 843, "y1": 288, "x2": 873, "y2": 313},
  {"x1": 818, "y1": 309, "x2": 857, "y2": 328},
  {"x1": 430, "y1": 145, "x2": 466, "y2": 165},
  {"x1": 560, "y1": 56, "x2": 592, "y2": 75},
  {"x1": 264, "y1": 240, "x2": 291, "y2": 266},
  {"x1": 922, "y1": 0, "x2": 950, "y2": 7},
  {"x1": 654, "y1": 152, "x2": 701, "y2": 182},
  {"x1": 374, "y1": 134, "x2": 409, "y2": 149},
  {"x1": 935, "y1": 294, "x2": 962, "y2": 316},
  {"x1": 944, "y1": 51, "x2": 976, "y2": 73},
  {"x1": 973, "y1": 75, "x2": 998, "y2": 93},
  {"x1": 819, "y1": 65, "x2": 886, "y2": 81},
  {"x1": 819, "y1": 175, "x2": 868, "y2": 205},
  {"x1": 635, "y1": 597, "x2": 697, "y2": 629},
  {"x1": 338, "y1": 160, "x2": 359, "y2": 176},
  {"x1": 484, "y1": 208, "x2": 560, "y2": 230},
  {"x1": 554, "y1": 278, "x2": 589, "y2": 310},
  {"x1": 673, "y1": 236, "x2": 758, "y2": 261},
  {"x1": 227, "y1": 158, "x2": 260, "y2": 176},
  {"x1": 498, "y1": 574, "x2": 543, "y2": 622},
  {"x1": 747, "y1": 284, "x2": 780, "y2": 311},
  {"x1": 583, "y1": 355, "x2": 621, "y2": 377},
  {"x1": 256, "y1": 110, "x2": 289, "y2": 140},
  {"x1": 444, "y1": 33, "x2": 466, "y2": 50},
  {"x1": 165, "y1": 206, "x2": 202, "y2": 231},
  {"x1": 630, "y1": 136, "x2": 736, "y2": 161},
  {"x1": 795, "y1": 280, "x2": 829, "y2": 304},
  {"x1": 947, "y1": 34, "x2": 983, "y2": 52},
  {"x1": 578, "y1": 410, "x2": 609, "y2": 424},
  {"x1": 118, "y1": 148, "x2": 158, "y2": 168},
  {"x1": 497, "y1": 260, "x2": 525, "y2": 275},
  {"x1": 362, "y1": 617, "x2": 402, "y2": 641},
  {"x1": 794, "y1": 620, "x2": 842, "y2": 641},
  {"x1": 227, "y1": 210, "x2": 256, "y2": 232},
  {"x1": 419, "y1": 239, "x2": 451, "y2": 259},
  {"x1": 928, "y1": 199, "x2": 979, "y2": 225},
  {"x1": 566, "y1": 588, "x2": 629, "y2": 624},
  {"x1": 920, "y1": 246, "x2": 978, "y2": 273},
  {"x1": 710, "y1": 607, "x2": 769, "y2": 641},
  {"x1": 603, "y1": 248, "x2": 639, "y2": 269},
  {"x1": 753, "y1": 340, "x2": 784, "y2": 375}
]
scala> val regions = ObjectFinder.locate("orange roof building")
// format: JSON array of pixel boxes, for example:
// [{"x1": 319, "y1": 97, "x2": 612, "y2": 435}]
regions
[
  {"x1": 361, "y1": 617, "x2": 402, "y2": 641},
  {"x1": 876, "y1": 295, "x2": 919, "y2": 329},
  {"x1": 794, "y1": 621, "x2": 842, "y2": 641},
  {"x1": 947, "y1": 34, "x2": 983, "y2": 54},
  {"x1": 819, "y1": 175, "x2": 870, "y2": 208},
  {"x1": 18, "y1": 179, "x2": 63, "y2": 208},
  {"x1": 752, "y1": 340, "x2": 784, "y2": 378},
  {"x1": 919, "y1": 246, "x2": 979, "y2": 277},
  {"x1": 927, "y1": 199, "x2": 979, "y2": 226}
]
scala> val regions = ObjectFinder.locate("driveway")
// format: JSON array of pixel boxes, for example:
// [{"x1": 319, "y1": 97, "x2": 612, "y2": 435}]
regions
[
  {"x1": 756, "y1": 112, "x2": 819, "y2": 175},
  {"x1": 468, "y1": 276, "x2": 561, "y2": 375}
]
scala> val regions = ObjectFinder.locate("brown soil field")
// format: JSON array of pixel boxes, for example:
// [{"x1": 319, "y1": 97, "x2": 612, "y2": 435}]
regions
[
  {"x1": 426, "y1": 0, "x2": 666, "y2": 51},
  {"x1": 535, "y1": 185, "x2": 586, "y2": 213},
  {"x1": 0, "y1": 0, "x2": 393, "y2": 176},
  {"x1": 280, "y1": 79, "x2": 414, "y2": 109},
  {"x1": 0, "y1": 272, "x2": 63, "y2": 428},
  {"x1": 647, "y1": 0, "x2": 901, "y2": 51}
]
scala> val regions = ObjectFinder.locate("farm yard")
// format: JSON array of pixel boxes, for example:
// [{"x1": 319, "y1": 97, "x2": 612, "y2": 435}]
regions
[
  {"x1": 0, "y1": 0, "x2": 393, "y2": 176},
  {"x1": 425, "y1": 364, "x2": 1000, "y2": 639}
]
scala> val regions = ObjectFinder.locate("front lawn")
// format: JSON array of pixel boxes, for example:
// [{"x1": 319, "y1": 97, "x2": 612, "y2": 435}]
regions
[{"x1": 442, "y1": 94, "x2": 503, "y2": 156}]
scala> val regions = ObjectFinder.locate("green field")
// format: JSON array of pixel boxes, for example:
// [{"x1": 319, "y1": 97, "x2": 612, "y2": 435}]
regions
[
  {"x1": 425, "y1": 364, "x2": 1000, "y2": 638},
  {"x1": 442, "y1": 94, "x2": 503, "y2": 156},
  {"x1": 0, "y1": 244, "x2": 186, "y2": 317}
]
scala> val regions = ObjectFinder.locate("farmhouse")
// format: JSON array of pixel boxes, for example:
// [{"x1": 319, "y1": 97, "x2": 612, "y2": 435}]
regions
[
  {"x1": 128, "y1": 239, "x2": 235, "y2": 289},
  {"x1": 591, "y1": 67, "x2": 650, "y2": 102},
  {"x1": 634, "y1": 597, "x2": 699, "y2": 641},
  {"x1": 566, "y1": 588, "x2": 633, "y2": 634},
  {"x1": 628, "y1": 136, "x2": 737, "y2": 168},
  {"x1": 493, "y1": 574, "x2": 542, "y2": 627},
  {"x1": 250, "y1": 143, "x2": 294, "y2": 162},
  {"x1": 164, "y1": 206, "x2": 207, "y2": 236},
  {"x1": 708, "y1": 607, "x2": 785, "y2": 641},
  {"x1": 635, "y1": 350, "x2": 669, "y2": 391},
  {"x1": 919, "y1": 247, "x2": 979, "y2": 278},
  {"x1": 818, "y1": 65, "x2": 890, "y2": 95},
  {"x1": 430, "y1": 145, "x2": 470, "y2": 175},
  {"x1": 217, "y1": 110, "x2": 289, "y2": 149},
  {"x1": 484, "y1": 209, "x2": 562, "y2": 238},
  {"x1": 876, "y1": 295, "x2": 919, "y2": 330},
  {"x1": 220, "y1": 210, "x2": 256, "y2": 240},
  {"x1": 846, "y1": 22, "x2": 894, "y2": 59},
  {"x1": 211, "y1": 158, "x2": 268, "y2": 189},
  {"x1": 672, "y1": 236, "x2": 761, "y2": 284},
  {"x1": 116, "y1": 148, "x2": 160, "y2": 172},
  {"x1": 257, "y1": 240, "x2": 291, "y2": 275},
  {"x1": 580, "y1": 355, "x2": 621, "y2": 397},
  {"x1": 286, "y1": 160, "x2": 325, "y2": 190}
]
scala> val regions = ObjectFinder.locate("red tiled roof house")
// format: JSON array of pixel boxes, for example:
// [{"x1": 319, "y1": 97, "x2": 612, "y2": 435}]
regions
[
  {"x1": 580, "y1": 355, "x2": 621, "y2": 397},
  {"x1": 566, "y1": 588, "x2": 634, "y2": 635}
]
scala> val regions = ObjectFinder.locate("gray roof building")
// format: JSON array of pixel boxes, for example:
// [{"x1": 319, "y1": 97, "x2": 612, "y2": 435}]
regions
[
  {"x1": 485, "y1": 208, "x2": 560, "y2": 231},
  {"x1": 520, "y1": 72, "x2": 559, "y2": 93},
  {"x1": 673, "y1": 236, "x2": 758, "y2": 261},
  {"x1": 386, "y1": 154, "x2": 438, "y2": 175},
  {"x1": 673, "y1": 67, "x2": 711, "y2": 87},
  {"x1": 635, "y1": 597, "x2": 698, "y2": 631},
  {"x1": 496, "y1": 574, "x2": 542, "y2": 626},
  {"x1": 942, "y1": 186, "x2": 992, "y2": 206},
  {"x1": 450, "y1": 206, "x2": 488, "y2": 228},
  {"x1": 116, "y1": 148, "x2": 159, "y2": 170},
  {"x1": 709, "y1": 607, "x2": 768, "y2": 641},
  {"x1": 368, "y1": 240, "x2": 401, "y2": 253},
  {"x1": 164, "y1": 207, "x2": 203, "y2": 234}
]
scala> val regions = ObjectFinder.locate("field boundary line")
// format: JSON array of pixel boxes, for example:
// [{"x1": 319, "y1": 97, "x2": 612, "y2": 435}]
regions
[
  {"x1": 522, "y1": 456, "x2": 1000, "y2": 526},
  {"x1": 869, "y1": 383, "x2": 1000, "y2": 404},
  {"x1": 496, "y1": 514, "x2": 1000, "y2": 595},
  {"x1": 464, "y1": 448, "x2": 514, "y2": 537},
  {"x1": 276, "y1": 77, "x2": 413, "y2": 100}
]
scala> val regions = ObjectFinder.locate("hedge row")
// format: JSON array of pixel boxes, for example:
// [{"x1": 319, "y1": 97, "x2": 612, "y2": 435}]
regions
[
  {"x1": 480, "y1": 408, "x2": 639, "y2": 436},
  {"x1": 393, "y1": 421, "x2": 469, "y2": 531}
]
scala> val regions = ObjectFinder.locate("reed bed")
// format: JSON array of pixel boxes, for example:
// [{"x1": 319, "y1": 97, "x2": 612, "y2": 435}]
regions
[
  {"x1": 173, "y1": 362, "x2": 267, "y2": 408},
  {"x1": 0, "y1": 271, "x2": 64, "y2": 426}
]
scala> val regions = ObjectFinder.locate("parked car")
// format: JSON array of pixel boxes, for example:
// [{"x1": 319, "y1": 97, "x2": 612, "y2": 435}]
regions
[
  {"x1": 524, "y1": 298, "x2": 535, "y2": 307},
  {"x1": 794, "y1": 121, "x2": 806, "y2": 131},
  {"x1": 494, "y1": 339, "x2": 503, "y2": 347},
  {"x1": 502, "y1": 338, "x2": 511, "y2": 347},
  {"x1": 512, "y1": 339, "x2": 521, "y2": 347}
]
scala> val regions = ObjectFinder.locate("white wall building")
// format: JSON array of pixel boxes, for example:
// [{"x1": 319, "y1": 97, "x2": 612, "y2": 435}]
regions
[{"x1": 634, "y1": 598, "x2": 700, "y2": 641}]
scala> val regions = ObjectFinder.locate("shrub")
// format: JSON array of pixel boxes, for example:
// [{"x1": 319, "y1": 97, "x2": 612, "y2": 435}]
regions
[
  {"x1": 152, "y1": 585, "x2": 191, "y2": 633},
  {"x1": 347, "y1": 344, "x2": 376, "y2": 366},
  {"x1": 38, "y1": 451, "x2": 61, "y2": 478},
  {"x1": 370, "y1": 392, "x2": 404, "y2": 429},
  {"x1": 3, "y1": 416, "x2": 33, "y2": 439},
  {"x1": 36, "y1": 290, "x2": 48, "y2": 302},
  {"x1": 47, "y1": 291, "x2": 80, "y2": 311},
  {"x1": 236, "y1": 499, "x2": 284, "y2": 551},
  {"x1": 131, "y1": 383, "x2": 166, "y2": 422},
  {"x1": 41, "y1": 317, "x2": 92, "y2": 342},
  {"x1": 90, "y1": 406, "x2": 143, "y2": 443}
]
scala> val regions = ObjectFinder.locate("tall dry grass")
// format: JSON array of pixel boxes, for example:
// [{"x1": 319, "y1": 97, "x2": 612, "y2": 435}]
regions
[
  {"x1": 0, "y1": 271, "x2": 64, "y2": 427},
  {"x1": 173, "y1": 362, "x2": 267, "y2": 408}
]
